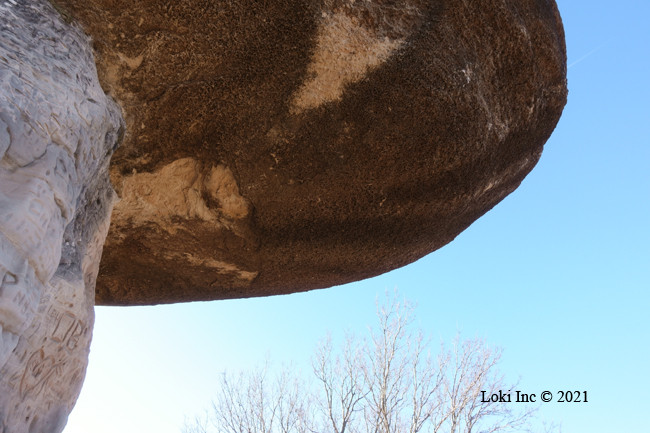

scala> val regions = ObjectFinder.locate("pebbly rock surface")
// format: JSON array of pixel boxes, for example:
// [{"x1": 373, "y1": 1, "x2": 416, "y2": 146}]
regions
[
  {"x1": 53, "y1": 0, "x2": 567, "y2": 306},
  {"x1": 0, "y1": 1, "x2": 123, "y2": 431}
]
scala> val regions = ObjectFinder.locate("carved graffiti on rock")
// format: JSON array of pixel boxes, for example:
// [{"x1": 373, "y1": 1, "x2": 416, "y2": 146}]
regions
[
  {"x1": 0, "y1": 1, "x2": 123, "y2": 432},
  {"x1": 20, "y1": 349, "x2": 64, "y2": 399},
  {"x1": 19, "y1": 308, "x2": 87, "y2": 400},
  {"x1": 49, "y1": 309, "x2": 87, "y2": 354}
]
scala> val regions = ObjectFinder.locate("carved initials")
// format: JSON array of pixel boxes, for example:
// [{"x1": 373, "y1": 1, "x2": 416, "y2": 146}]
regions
[{"x1": 50, "y1": 310, "x2": 86, "y2": 352}]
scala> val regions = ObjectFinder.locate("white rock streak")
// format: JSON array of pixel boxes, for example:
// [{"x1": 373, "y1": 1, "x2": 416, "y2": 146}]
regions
[{"x1": 291, "y1": 11, "x2": 404, "y2": 113}]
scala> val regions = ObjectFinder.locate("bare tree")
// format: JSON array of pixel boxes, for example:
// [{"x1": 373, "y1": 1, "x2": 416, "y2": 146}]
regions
[
  {"x1": 357, "y1": 295, "x2": 446, "y2": 433},
  {"x1": 198, "y1": 362, "x2": 313, "y2": 433},
  {"x1": 313, "y1": 333, "x2": 366, "y2": 433},
  {"x1": 182, "y1": 413, "x2": 211, "y2": 433},
  {"x1": 183, "y1": 292, "x2": 543, "y2": 433},
  {"x1": 438, "y1": 336, "x2": 535, "y2": 433}
]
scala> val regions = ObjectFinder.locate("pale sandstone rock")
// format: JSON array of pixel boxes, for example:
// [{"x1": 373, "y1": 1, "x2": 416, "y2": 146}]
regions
[{"x1": 0, "y1": 1, "x2": 122, "y2": 432}]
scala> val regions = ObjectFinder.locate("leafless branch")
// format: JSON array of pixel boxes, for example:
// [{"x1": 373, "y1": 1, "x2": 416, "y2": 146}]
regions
[{"x1": 185, "y1": 292, "x2": 547, "y2": 433}]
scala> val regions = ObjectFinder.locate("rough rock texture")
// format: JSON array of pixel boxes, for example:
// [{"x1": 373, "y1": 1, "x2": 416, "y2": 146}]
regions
[
  {"x1": 0, "y1": 1, "x2": 123, "y2": 432},
  {"x1": 1, "y1": 1, "x2": 566, "y2": 431},
  {"x1": 51, "y1": 0, "x2": 567, "y2": 306},
  {"x1": 15, "y1": 0, "x2": 566, "y2": 307}
]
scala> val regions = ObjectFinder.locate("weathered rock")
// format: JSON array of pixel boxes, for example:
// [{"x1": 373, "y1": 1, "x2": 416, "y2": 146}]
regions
[
  {"x1": 0, "y1": 1, "x2": 123, "y2": 432},
  {"x1": 1, "y1": 0, "x2": 566, "y2": 431},
  {"x1": 48, "y1": 0, "x2": 567, "y2": 306}
]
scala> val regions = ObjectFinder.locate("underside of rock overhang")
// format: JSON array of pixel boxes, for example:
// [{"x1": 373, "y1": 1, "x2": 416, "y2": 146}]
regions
[{"x1": 53, "y1": 0, "x2": 567, "y2": 305}]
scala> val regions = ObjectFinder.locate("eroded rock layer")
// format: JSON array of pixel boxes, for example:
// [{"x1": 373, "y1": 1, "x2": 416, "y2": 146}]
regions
[
  {"x1": 55, "y1": 0, "x2": 567, "y2": 305},
  {"x1": 0, "y1": 2, "x2": 123, "y2": 431}
]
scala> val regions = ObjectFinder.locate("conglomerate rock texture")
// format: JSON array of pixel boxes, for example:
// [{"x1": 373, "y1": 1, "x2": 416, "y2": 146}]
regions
[
  {"x1": 51, "y1": 0, "x2": 568, "y2": 306},
  {"x1": 17, "y1": 0, "x2": 564, "y2": 309}
]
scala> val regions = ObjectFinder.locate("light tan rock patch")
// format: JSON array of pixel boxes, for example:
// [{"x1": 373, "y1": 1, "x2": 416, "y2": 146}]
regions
[
  {"x1": 291, "y1": 11, "x2": 403, "y2": 113},
  {"x1": 165, "y1": 252, "x2": 259, "y2": 286},
  {"x1": 114, "y1": 158, "x2": 251, "y2": 233}
]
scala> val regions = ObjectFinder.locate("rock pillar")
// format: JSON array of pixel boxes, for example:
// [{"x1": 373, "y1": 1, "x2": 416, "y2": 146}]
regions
[{"x1": 0, "y1": 1, "x2": 123, "y2": 431}]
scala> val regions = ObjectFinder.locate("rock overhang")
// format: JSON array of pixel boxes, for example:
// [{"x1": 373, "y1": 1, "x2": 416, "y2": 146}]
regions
[
  {"x1": 0, "y1": 2, "x2": 567, "y2": 431},
  {"x1": 51, "y1": 0, "x2": 568, "y2": 305}
]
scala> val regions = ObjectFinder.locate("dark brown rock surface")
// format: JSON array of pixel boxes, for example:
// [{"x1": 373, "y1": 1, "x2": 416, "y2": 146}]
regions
[{"x1": 56, "y1": 0, "x2": 567, "y2": 305}]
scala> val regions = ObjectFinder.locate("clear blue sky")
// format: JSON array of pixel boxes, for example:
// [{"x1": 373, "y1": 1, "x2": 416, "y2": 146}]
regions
[{"x1": 64, "y1": 1, "x2": 650, "y2": 432}]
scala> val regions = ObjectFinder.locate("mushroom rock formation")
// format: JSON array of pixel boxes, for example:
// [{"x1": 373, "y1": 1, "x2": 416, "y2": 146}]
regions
[{"x1": 0, "y1": 0, "x2": 566, "y2": 431}]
